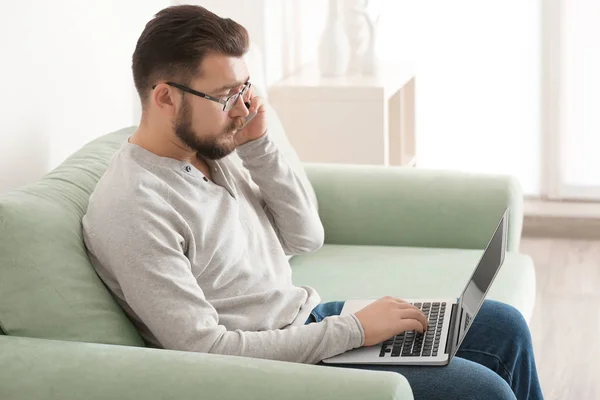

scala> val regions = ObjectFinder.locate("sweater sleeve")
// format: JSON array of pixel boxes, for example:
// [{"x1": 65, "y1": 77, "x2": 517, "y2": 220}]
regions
[
  {"x1": 83, "y1": 193, "x2": 364, "y2": 364},
  {"x1": 236, "y1": 132, "x2": 324, "y2": 256}
]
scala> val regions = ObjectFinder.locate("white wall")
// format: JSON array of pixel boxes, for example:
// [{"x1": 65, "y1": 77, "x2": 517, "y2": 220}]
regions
[
  {"x1": 0, "y1": 0, "x2": 168, "y2": 193},
  {"x1": 177, "y1": 0, "x2": 326, "y2": 86},
  {"x1": 1, "y1": 0, "x2": 542, "y2": 196},
  {"x1": 375, "y1": 0, "x2": 541, "y2": 195}
]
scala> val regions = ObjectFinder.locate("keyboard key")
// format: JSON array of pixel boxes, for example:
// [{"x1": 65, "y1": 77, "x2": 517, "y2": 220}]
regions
[{"x1": 391, "y1": 348, "x2": 401, "y2": 357}]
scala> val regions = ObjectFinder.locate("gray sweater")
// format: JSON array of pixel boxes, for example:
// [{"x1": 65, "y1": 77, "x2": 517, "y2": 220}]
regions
[{"x1": 82, "y1": 133, "x2": 364, "y2": 364}]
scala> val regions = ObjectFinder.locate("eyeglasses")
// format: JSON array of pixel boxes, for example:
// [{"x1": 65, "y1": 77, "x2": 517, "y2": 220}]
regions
[{"x1": 151, "y1": 81, "x2": 251, "y2": 111}]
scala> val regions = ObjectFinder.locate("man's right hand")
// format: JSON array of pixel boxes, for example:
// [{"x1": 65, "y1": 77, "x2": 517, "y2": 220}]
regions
[{"x1": 354, "y1": 296, "x2": 428, "y2": 347}]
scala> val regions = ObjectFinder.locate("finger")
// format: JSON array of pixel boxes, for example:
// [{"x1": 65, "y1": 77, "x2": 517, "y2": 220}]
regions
[
  {"x1": 247, "y1": 96, "x2": 264, "y2": 115},
  {"x1": 398, "y1": 309, "x2": 429, "y2": 332},
  {"x1": 398, "y1": 318, "x2": 426, "y2": 334},
  {"x1": 395, "y1": 302, "x2": 421, "y2": 312}
]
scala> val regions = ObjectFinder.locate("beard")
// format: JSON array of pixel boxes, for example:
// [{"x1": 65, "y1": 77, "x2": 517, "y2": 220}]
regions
[{"x1": 173, "y1": 99, "x2": 244, "y2": 160}]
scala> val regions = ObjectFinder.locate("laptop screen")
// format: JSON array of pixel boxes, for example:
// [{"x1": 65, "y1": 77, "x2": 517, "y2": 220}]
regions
[{"x1": 449, "y1": 209, "x2": 508, "y2": 356}]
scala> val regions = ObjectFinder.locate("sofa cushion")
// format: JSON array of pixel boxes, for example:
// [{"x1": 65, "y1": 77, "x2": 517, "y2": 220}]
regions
[
  {"x1": 0, "y1": 127, "x2": 145, "y2": 345},
  {"x1": 290, "y1": 244, "x2": 536, "y2": 323}
]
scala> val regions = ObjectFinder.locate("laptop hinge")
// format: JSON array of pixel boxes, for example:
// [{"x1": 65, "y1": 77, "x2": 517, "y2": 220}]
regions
[{"x1": 445, "y1": 303, "x2": 459, "y2": 355}]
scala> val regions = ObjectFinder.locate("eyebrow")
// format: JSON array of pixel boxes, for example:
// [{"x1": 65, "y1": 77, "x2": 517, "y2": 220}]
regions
[{"x1": 212, "y1": 76, "x2": 250, "y2": 93}]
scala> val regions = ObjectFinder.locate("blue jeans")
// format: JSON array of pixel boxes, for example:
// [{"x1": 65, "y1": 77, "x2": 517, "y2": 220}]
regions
[{"x1": 305, "y1": 300, "x2": 543, "y2": 400}]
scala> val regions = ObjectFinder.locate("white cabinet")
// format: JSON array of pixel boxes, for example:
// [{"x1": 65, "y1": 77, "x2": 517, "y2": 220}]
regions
[{"x1": 268, "y1": 63, "x2": 416, "y2": 166}]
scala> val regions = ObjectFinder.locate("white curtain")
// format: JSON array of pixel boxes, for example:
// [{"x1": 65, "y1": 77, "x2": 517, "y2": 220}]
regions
[{"x1": 562, "y1": 0, "x2": 600, "y2": 188}]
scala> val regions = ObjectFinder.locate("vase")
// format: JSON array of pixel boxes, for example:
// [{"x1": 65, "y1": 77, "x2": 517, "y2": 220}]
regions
[
  {"x1": 317, "y1": 0, "x2": 349, "y2": 77},
  {"x1": 342, "y1": 0, "x2": 381, "y2": 76},
  {"x1": 359, "y1": 2, "x2": 381, "y2": 76},
  {"x1": 342, "y1": 0, "x2": 370, "y2": 75}
]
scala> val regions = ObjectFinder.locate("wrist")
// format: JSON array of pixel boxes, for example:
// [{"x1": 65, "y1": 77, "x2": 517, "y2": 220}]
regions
[{"x1": 236, "y1": 130, "x2": 269, "y2": 155}]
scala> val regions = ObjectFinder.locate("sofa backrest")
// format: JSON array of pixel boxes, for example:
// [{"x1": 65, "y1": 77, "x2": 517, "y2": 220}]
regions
[
  {"x1": 0, "y1": 128, "x2": 146, "y2": 345},
  {"x1": 0, "y1": 44, "x2": 316, "y2": 344}
]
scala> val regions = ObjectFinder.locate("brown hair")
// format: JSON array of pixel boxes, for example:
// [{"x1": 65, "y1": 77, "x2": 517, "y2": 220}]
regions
[{"x1": 132, "y1": 5, "x2": 249, "y2": 106}]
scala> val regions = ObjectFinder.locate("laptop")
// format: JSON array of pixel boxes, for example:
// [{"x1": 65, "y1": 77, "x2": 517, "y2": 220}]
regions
[{"x1": 322, "y1": 208, "x2": 509, "y2": 366}]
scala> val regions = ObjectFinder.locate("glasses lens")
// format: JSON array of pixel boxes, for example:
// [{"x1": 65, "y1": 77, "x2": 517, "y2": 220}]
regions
[
  {"x1": 224, "y1": 83, "x2": 250, "y2": 111},
  {"x1": 224, "y1": 93, "x2": 240, "y2": 111}
]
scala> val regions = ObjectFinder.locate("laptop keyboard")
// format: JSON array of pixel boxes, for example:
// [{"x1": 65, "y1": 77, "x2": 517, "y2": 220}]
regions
[
  {"x1": 465, "y1": 312, "x2": 472, "y2": 330},
  {"x1": 379, "y1": 302, "x2": 446, "y2": 358}
]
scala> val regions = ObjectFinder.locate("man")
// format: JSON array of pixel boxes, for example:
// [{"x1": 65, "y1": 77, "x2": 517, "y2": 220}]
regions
[{"x1": 82, "y1": 5, "x2": 543, "y2": 399}]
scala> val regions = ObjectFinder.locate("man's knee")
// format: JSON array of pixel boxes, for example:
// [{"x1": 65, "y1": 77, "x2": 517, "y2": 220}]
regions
[
  {"x1": 473, "y1": 372, "x2": 517, "y2": 400},
  {"x1": 442, "y1": 361, "x2": 516, "y2": 400},
  {"x1": 483, "y1": 300, "x2": 531, "y2": 342}
]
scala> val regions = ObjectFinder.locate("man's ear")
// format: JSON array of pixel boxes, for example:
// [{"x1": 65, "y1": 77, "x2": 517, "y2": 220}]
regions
[{"x1": 152, "y1": 83, "x2": 179, "y2": 116}]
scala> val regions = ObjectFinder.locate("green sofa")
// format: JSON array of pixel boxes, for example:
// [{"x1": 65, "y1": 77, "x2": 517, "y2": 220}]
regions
[{"x1": 0, "y1": 119, "x2": 534, "y2": 399}]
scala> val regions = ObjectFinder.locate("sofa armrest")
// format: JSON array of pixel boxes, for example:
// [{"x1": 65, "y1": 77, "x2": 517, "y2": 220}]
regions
[
  {"x1": 305, "y1": 163, "x2": 523, "y2": 251},
  {"x1": 0, "y1": 336, "x2": 413, "y2": 400}
]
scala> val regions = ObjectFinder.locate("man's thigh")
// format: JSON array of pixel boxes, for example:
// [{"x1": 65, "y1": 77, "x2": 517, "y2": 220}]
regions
[
  {"x1": 324, "y1": 357, "x2": 516, "y2": 400},
  {"x1": 305, "y1": 301, "x2": 346, "y2": 324}
]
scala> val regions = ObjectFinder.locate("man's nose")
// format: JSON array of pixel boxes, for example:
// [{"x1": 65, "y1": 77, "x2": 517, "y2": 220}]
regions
[{"x1": 229, "y1": 95, "x2": 250, "y2": 118}]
